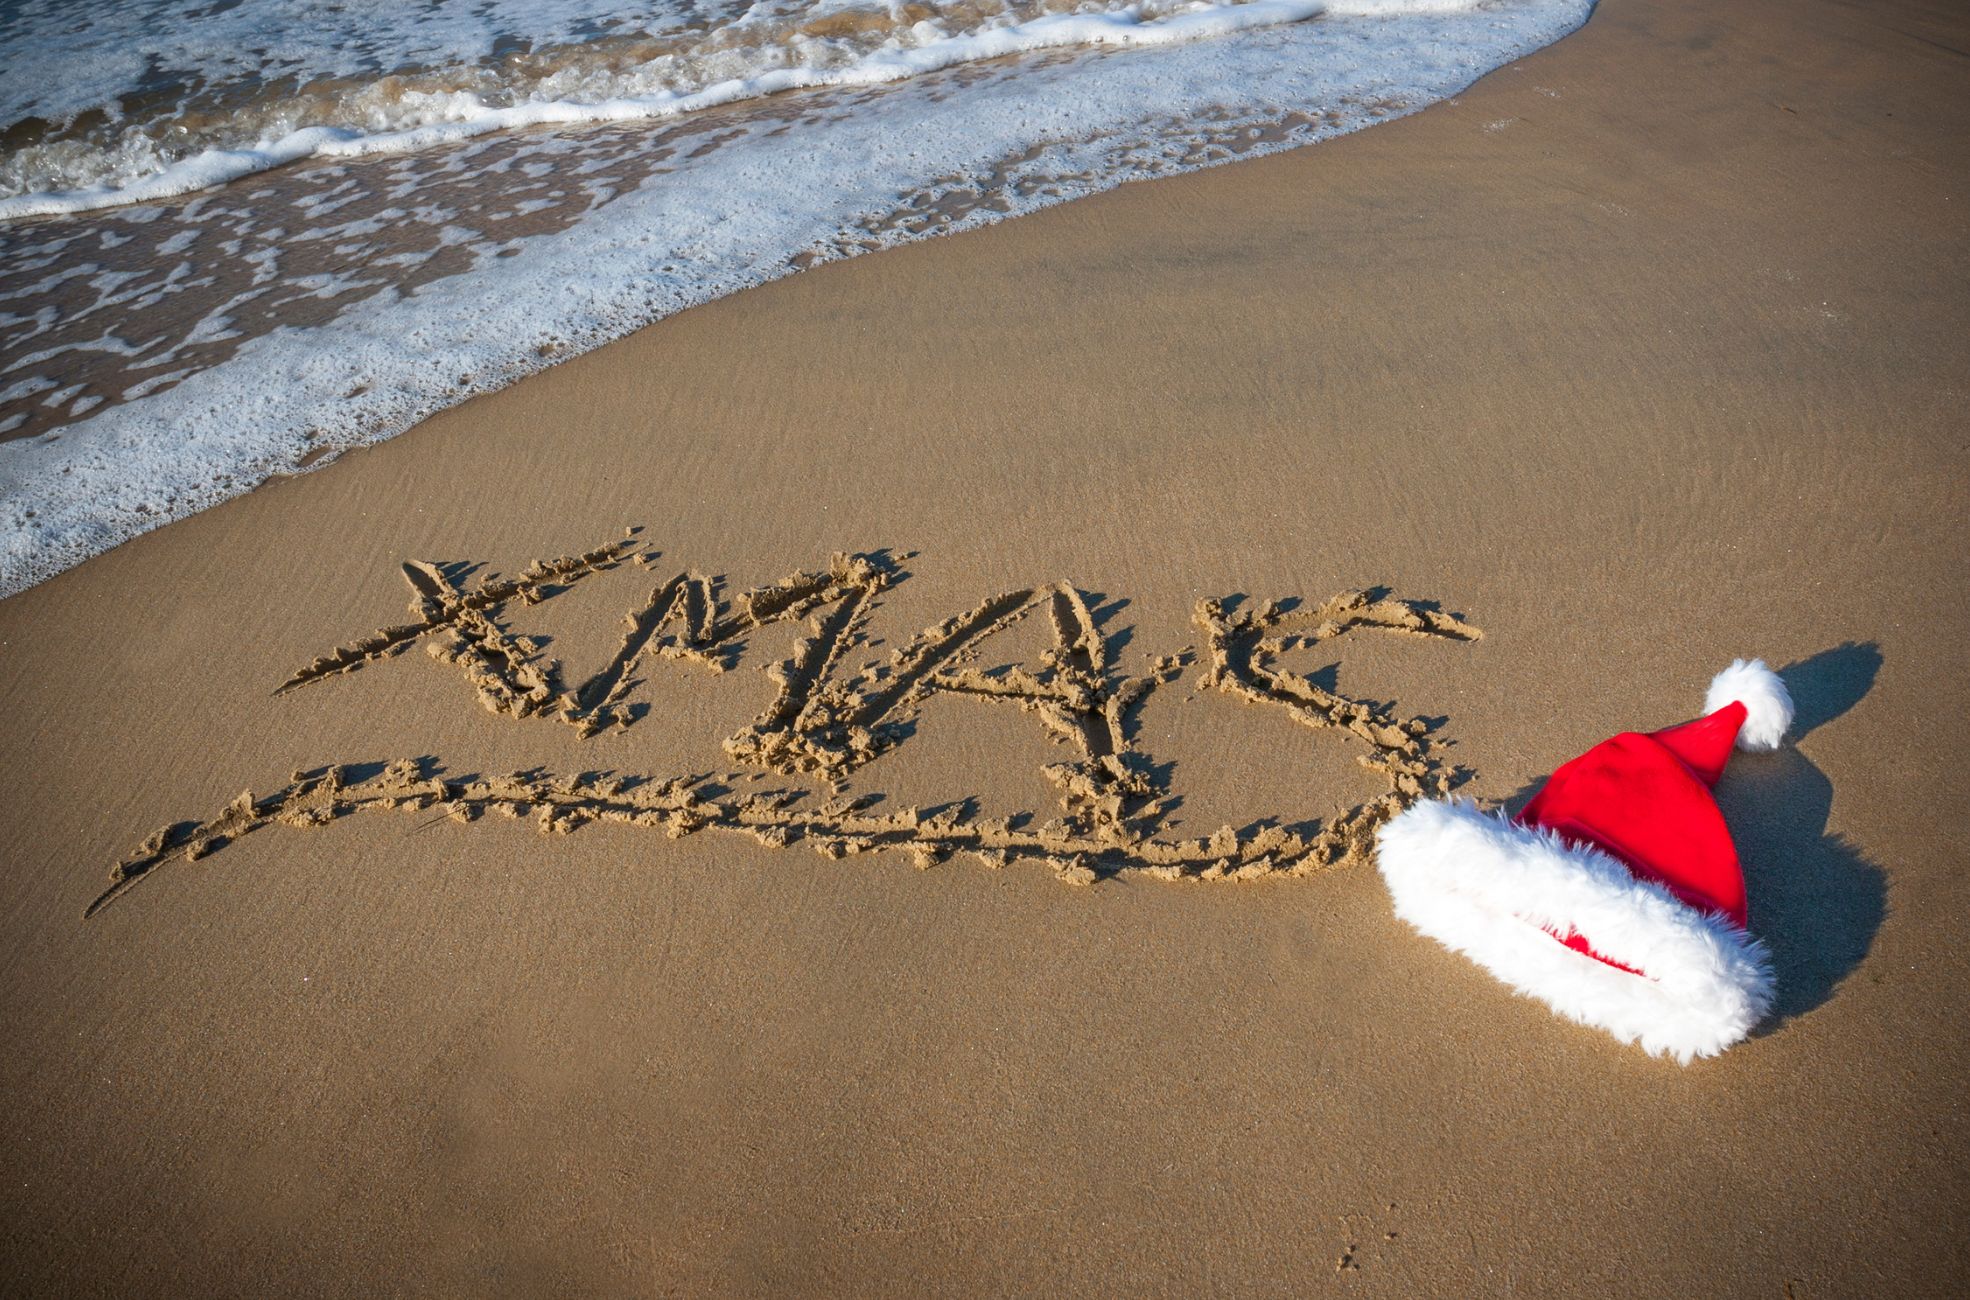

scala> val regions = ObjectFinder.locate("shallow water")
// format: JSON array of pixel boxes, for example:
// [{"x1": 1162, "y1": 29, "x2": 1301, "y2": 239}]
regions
[{"x1": 0, "y1": 0, "x2": 1591, "y2": 596}]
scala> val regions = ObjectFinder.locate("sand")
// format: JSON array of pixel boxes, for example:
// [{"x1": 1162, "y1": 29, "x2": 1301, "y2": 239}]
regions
[{"x1": 3, "y1": 0, "x2": 1968, "y2": 1292}]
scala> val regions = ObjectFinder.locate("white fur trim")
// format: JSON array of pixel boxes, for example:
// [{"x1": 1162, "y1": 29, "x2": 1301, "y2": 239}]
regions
[
  {"x1": 1375, "y1": 799, "x2": 1774, "y2": 1063},
  {"x1": 1705, "y1": 658, "x2": 1792, "y2": 752}
]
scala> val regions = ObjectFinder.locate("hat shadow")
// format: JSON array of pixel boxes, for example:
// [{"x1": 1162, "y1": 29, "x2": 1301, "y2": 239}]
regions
[
  {"x1": 1501, "y1": 642, "x2": 1885, "y2": 1028},
  {"x1": 1727, "y1": 643, "x2": 1885, "y2": 1026}
]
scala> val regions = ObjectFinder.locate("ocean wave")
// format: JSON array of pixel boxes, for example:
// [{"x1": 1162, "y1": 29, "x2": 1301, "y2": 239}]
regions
[{"x1": 1, "y1": 0, "x2": 1354, "y2": 216}]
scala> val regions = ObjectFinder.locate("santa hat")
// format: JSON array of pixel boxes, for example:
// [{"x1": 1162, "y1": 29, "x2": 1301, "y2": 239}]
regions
[{"x1": 1375, "y1": 659, "x2": 1794, "y2": 1064}]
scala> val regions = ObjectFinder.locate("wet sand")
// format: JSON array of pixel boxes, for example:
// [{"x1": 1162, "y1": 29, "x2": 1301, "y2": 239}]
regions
[{"x1": 2, "y1": 0, "x2": 1967, "y2": 1292}]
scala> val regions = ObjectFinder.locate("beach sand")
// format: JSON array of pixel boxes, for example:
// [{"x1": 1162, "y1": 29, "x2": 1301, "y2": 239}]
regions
[{"x1": 2, "y1": 0, "x2": 1966, "y2": 1292}]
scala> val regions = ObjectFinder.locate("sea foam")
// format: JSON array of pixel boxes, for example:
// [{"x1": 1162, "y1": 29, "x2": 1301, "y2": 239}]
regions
[{"x1": 1, "y1": 2, "x2": 1337, "y2": 218}]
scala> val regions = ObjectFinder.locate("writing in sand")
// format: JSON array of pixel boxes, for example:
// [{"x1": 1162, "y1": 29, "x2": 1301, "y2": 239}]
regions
[{"x1": 89, "y1": 534, "x2": 1483, "y2": 916}]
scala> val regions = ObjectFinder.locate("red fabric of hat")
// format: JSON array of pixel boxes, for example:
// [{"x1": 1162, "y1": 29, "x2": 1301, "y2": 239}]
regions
[{"x1": 1517, "y1": 700, "x2": 1752, "y2": 972}]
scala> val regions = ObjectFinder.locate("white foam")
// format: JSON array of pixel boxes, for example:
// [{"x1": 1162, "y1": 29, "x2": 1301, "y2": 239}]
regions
[
  {"x1": 2, "y1": 3, "x2": 1334, "y2": 218},
  {"x1": 0, "y1": 1, "x2": 1593, "y2": 598}
]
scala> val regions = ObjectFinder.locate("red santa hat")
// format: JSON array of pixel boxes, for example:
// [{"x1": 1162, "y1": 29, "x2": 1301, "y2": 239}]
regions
[{"x1": 1375, "y1": 660, "x2": 1794, "y2": 1064}]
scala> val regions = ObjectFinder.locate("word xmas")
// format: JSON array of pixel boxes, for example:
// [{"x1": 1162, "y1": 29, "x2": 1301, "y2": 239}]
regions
[{"x1": 89, "y1": 536, "x2": 1481, "y2": 915}]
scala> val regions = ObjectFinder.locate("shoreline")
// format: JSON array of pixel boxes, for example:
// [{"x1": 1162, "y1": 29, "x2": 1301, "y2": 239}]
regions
[
  {"x1": 0, "y1": 0, "x2": 1591, "y2": 599},
  {"x1": 2, "y1": 0, "x2": 1966, "y2": 1292}
]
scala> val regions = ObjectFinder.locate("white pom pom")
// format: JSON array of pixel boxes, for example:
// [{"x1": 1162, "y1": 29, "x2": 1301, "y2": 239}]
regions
[{"x1": 1705, "y1": 659, "x2": 1793, "y2": 752}]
